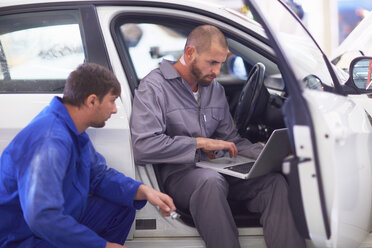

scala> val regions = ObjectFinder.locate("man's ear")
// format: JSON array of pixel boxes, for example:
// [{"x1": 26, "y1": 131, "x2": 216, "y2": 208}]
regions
[
  {"x1": 184, "y1": 46, "x2": 196, "y2": 64},
  {"x1": 85, "y1": 94, "x2": 98, "y2": 109}
]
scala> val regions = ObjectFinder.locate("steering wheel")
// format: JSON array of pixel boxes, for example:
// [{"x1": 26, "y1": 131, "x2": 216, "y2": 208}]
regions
[{"x1": 234, "y1": 62, "x2": 270, "y2": 138}]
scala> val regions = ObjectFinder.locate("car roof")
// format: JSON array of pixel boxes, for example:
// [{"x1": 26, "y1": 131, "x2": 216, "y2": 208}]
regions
[
  {"x1": 0, "y1": 0, "x2": 222, "y2": 9},
  {"x1": 0, "y1": 0, "x2": 266, "y2": 36}
]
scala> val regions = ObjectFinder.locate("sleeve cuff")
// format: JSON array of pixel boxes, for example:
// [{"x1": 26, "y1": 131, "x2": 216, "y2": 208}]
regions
[
  {"x1": 130, "y1": 181, "x2": 148, "y2": 209},
  {"x1": 134, "y1": 199, "x2": 147, "y2": 210}
]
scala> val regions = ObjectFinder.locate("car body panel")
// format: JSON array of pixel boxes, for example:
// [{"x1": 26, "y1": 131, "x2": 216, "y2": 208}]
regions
[
  {"x1": 304, "y1": 89, "x2": 372, "y2": 247},
  {"x1": 246, "y1": 1, "x2": 331, "y2": 244}
]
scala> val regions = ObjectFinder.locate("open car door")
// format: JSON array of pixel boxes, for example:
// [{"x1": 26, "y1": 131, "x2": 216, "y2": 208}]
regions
[{"x1": 244, "y1": 0, "x2": 372, "y2": 247}]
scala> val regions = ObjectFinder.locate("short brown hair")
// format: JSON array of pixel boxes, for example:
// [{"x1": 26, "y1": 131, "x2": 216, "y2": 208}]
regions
[
  {"x1": 185, "y1": 25, "x2": 228, "y2": 53},
  {"x1": 63, "y1": 63, "x2": 121, "y2": 107}
]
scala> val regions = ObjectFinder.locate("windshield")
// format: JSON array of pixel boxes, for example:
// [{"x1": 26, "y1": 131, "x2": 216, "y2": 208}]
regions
[{"x1": 247, "y1": 0, "x2": 336, "y2": 89}]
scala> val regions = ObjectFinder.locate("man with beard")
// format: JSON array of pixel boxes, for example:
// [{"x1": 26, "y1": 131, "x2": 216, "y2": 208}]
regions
[
  {"x1": 130, "y1": 25, "x2": 305, "y2": 248},
  {"x1": 0, "y1": 63, "x2": 175, "y2": 248}
]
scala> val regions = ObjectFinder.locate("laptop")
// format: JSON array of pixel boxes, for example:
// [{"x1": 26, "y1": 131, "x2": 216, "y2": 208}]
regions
[{"x1": 196, "y1": 128, "x2": 291, "y2": 179}]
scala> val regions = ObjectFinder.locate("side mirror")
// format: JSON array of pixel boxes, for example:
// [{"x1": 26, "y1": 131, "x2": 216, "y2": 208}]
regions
[{"x1": 349, "y1": 56, "x2": 372, "y2": 90}]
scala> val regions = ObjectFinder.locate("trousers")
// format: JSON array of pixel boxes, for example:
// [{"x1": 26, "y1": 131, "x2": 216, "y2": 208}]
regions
[
  {"x1": 24, "y1": 196, "x2": 135, "y2": 248},
  {"x1": 164, "y1": 168, "x2": 305, "y2": 248}
]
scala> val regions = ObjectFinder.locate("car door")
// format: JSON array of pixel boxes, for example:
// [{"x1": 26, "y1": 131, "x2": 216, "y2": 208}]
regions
[
  {"x1": 95, "y1": 3, "x2": 283, "y2": 242},
  {"x1": 0, "y1": 7, "x2": 88, "y2": 153},
  {"x1": 244, "y1": 0, "x2": 372, "y2": 247},
  {"x1": 0, "y1": 3, "x2": 135, "y2": 178}
]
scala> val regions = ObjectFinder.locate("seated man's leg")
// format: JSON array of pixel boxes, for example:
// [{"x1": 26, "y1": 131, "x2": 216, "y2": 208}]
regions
[
  {"x1": 164, "y1": 167, "x2": 240, "y2": 248},
  {"x1": 227, "y1": 173, "x2": 305, "y2": 248},
  {"x1": 80, "y1": 196, "x2": 136, "y2": 244}
]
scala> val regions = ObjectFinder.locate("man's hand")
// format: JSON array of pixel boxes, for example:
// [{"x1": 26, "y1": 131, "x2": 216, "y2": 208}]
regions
[
  {"x1": 105, "y1": 241, "x2": 126, "y2": 248},
  {"x1": 196, "y1": 137, "x2": 238, "y2": 158},
  {"x1": 135, "y1": 184, "x2": 176, "y2": 216}
]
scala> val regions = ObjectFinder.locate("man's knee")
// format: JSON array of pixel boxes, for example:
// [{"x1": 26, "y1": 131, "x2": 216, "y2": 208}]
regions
[
  {"x1": 118, "y1": 206, "x2": 136, "y2": 222},
  {"x1": 262, "y1": 173, "x2": 290, "y2": 205},
  {"x1": 262, "y1": 172, "x2": 287, "y2": 188},
  {"x1": 194, "y1": 169, "x2": 229, "y2": 197},
  {"x1": 101, "y1": 206, "x2": 136, "y2": 244},
  {"x1": 82, "y1": 196, "x2": 136, "y2": 244},
  {"x1": 269, "y1": 173, "x2": 288, "y2": 193},
  {"x1": 189, "y1": 169, "x2": 231, "y2": 220}
]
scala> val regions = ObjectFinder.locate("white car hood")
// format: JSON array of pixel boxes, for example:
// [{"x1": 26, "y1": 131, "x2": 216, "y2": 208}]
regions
[{"x1": 332, "y1": 10, "x2": 372, "y2": 68}]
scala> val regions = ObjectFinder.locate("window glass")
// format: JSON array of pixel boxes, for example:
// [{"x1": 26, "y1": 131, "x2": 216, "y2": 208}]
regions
[
  {"x1": 120, "y1": 23, "x2": 186, "y2": 79},
  {"x1": 0, "y1": 10, "x2": 85, "y2": 93},
  {"x1": 252, "y1": 1, "x2": 333, "y2": 89},
  {"x1": 120, "y1": 23, "x2": 247, "y2": 83}
]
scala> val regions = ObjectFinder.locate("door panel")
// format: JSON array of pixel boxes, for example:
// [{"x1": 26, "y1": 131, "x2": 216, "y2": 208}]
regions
[
  {"x1": 247, "y1": 0, "x2": 372, "y2": 247},
  {"x1": 303, "y1": 89, "x2": 372, "y2": 247},
  {"x1": 293, "y1": 125, "x2": 328, "y2": 244}
]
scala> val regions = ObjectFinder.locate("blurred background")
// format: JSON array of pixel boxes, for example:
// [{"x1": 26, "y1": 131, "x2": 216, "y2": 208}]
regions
[{"x1": 202, "y1": 0, "x2": 372, "y2": 57}]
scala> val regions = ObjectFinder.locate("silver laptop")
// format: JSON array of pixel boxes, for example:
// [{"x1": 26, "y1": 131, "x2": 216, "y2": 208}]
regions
[{"x1": 196, "y1": 128, "x2": 291, "y2": 179}]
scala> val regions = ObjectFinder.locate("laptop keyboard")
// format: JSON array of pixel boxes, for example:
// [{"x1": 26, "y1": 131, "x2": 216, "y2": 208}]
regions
[{"x1": 225, "y1": 162, "x2": 255, "y2": 174}]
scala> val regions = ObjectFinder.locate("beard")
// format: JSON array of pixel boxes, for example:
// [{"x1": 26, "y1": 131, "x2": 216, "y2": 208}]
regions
[{"x1": 190, "y1": 59, "x2": 216, "y2": 87}]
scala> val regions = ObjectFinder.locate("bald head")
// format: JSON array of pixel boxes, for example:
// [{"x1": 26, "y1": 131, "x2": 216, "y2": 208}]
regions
[{"x1": 185, "y1": 25, "x2": 228, "y2": 54}]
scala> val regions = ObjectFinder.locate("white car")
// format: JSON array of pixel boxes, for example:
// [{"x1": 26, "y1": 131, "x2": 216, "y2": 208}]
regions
[{"x1": 1, "y1": 0, "x2": 372, "y2": 248}]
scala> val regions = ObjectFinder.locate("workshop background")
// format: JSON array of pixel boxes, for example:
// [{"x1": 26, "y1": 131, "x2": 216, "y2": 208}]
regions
[{"x1": 203, "y1": 0, "x2": 372, "y2": 57}]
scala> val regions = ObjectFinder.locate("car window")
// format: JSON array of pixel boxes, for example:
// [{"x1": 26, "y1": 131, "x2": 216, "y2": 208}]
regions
[
  {"x1": 120, "y1": 23, "x2": 185, "y2": 79},
  {"x1": 119, "y1": 22, "x2": 247, "y2": 84},
  {"x1": 0, "y1": 10, "x2": 85, "y2": 93}
]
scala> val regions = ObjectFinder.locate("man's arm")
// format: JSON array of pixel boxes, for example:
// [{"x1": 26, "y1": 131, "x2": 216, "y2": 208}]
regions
[
  {"x1": 135, "y1": 184, "x2": 176, "y2": 216},
  {"x1": 211, "y1": 86, "x2": 263, "y2": 159},
  {"x1": 131, "y1": 79, "x2": 196, "y2": 164},
  {"x1": 88, "y1": 142, "x2": 146, "y2": 209},
  {"x1": 196, "y1": 137, "x2": 238, "y2": 158},
  {"x1": 88, "y1": 142, "x2": 175, "y2": 215}
]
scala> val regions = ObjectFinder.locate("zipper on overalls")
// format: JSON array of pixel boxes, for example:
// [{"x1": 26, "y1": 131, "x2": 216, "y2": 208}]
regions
[{"x1": 197, "y1": 89, "x2": 203, "y2": 162}]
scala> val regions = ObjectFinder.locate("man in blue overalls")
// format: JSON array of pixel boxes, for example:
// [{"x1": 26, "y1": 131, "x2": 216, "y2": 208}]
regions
[{"x1": 0, "y1": 63, "x2": 175, "y2": 248}]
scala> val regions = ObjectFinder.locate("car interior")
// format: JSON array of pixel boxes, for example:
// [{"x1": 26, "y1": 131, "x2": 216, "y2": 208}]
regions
[{"x1": 118, "y1": 21, "x2": 287, "y2": 142}]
